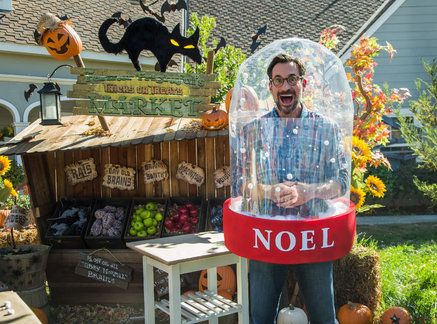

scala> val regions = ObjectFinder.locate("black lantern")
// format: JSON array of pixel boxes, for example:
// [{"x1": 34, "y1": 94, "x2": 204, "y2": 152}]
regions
[{"x1": 37, "y1": 81, "x2": 62, "y2": 125}]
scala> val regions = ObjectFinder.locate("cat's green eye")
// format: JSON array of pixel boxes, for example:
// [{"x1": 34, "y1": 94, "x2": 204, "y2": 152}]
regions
[
  {"x1": 170, "y1": 39, "x2": 180, "y2": 46},
  {"x1": 183, "y1": 44, "x2": 195, "y2": 49}
]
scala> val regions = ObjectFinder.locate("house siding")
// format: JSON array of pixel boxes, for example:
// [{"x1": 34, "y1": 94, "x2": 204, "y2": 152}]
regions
[{"x1": 372, "y1": 0, "x2": 437, "y2": 109}]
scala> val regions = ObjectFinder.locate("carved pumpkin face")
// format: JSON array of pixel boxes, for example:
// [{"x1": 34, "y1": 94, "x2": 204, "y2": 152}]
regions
[
  {"x1": 41, "y1": 23, "x2": 82, "y2": 60},
  {"x1": 201, "y1": 106, "x2": 228, "y2": 130},
  {"x1": 198, "y1": 266, "x2": 236, "y2": 294}
]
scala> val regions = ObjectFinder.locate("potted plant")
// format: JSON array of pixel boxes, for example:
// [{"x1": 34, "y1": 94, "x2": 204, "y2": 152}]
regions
[{"x1": 0, "y1": 155, "x2": 50, "y2": 307}]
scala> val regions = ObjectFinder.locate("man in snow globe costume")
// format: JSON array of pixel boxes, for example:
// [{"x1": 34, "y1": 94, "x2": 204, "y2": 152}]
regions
[{"x1": 225, "y1": 38, "x2": 354, "y2": 324}]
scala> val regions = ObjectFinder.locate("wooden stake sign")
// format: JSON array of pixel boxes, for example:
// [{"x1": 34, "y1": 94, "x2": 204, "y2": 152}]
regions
[
  {"x1": 214, "y1": 166, "x2": 231, "y2": 188},
  {"x1": 64, "y1": 158, "x2": 98, "y2": 185},
  {"x1": 176, "y1": 161, "x2": 205, "y2": 186},
  {"x1": 5, "y1": 205, "x2": 28, "y2": 230},
  {"x1": 102, "y1": 164, "x2": 135, "y2": 190},
  {"x1": 142, "y1": 160, "x2": 169, "y2": 184},
  {"x1": 74, "y1": 253, "x2": 132, "y2": 289}
]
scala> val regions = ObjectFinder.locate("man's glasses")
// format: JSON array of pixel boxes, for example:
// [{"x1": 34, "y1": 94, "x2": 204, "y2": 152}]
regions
[{"x1": 270, "y1": 74, "x2": 303, "y2": 87}]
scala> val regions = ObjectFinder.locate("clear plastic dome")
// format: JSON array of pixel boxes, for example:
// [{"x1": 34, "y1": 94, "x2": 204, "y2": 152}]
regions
[{"x1": 229, "y1": 38, "x2": 353, "y2": 220}]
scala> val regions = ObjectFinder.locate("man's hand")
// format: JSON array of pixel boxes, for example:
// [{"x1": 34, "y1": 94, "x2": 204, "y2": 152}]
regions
[{"x1": 272, "y1": 181, "x2": 315, "y2": 208}]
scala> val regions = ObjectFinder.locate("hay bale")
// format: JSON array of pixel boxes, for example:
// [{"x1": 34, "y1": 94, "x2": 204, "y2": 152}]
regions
[
  {"x1": 334, "y1": 243, "x2": 381, "y2": 313},
  {"x1": 282, "y1": 243, "x2": 381, "y2": 314}
]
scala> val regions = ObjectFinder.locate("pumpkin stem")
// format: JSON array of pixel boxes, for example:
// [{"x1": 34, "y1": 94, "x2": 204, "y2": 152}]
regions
[
  {"x1": 288, "y1": 304, "x2": 295, "y2": 310},
  {"x1": 347, "y1": 301, "x2": 356, "y2": 310}
]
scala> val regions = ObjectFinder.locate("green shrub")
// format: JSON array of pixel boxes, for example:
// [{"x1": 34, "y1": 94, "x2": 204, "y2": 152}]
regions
[{"x1": 3, "y1": 159, "x2": 25, "y2": 189}]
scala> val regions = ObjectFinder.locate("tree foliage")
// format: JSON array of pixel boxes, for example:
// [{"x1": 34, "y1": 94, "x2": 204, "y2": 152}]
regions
[
  {"x1": 185, "y1": 13, "x2": 246, "y2": 103},
  {"x1": 397, "y1": 59, "x2": 437, "y2": 204}
]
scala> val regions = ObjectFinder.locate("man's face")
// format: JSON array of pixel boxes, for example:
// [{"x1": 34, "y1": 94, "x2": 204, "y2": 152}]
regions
[{"x1": 269, "y1": 62, "x2": 305, "y2": 117}]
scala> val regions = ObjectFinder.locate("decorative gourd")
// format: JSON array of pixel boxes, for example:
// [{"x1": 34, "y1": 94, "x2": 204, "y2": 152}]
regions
[
  {"x1": 201, "y1": 106, "x2": 228, "y2": 130},
  {"x1": 337, "y1": 301, "x2": 372, "y2": 324},
  {"x1": 31, "y1": 307, "x2": 48, "y2": 324},
  {"x1": 41, "y1": 23, "x2": 82, "y2": 60},
  {"x1": 380, "y1": 307, "x2": 411, "y2": 324},
  {"x1": 277, "y1": 304, "x2": 308, "y2": 324},
  {"x1": 198, "y1": 266, "x2": 236, "y2": 294},
  {"x1": 225, "y1": 88, "x2": 233, "y2": 113}
]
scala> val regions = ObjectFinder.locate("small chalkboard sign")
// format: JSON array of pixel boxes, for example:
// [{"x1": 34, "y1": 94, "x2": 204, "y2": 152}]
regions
[{"x1": 74, "y1": 253, "x2": 133, "y2": 289}]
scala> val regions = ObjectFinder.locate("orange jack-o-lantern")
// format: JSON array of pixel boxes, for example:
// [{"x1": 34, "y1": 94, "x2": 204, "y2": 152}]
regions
[
  {"x1": 201, "y1": 106, "x2": 228, "y2": 130},
  {"x1": 41, "y1": 23, "x2": 82, "y2": 60},
  {"x1": 199, "y1": 266, "x2": 236, "y2": 295},
  {"x1": 337, "y1": 301, "x2": 372, "y2": 324}
]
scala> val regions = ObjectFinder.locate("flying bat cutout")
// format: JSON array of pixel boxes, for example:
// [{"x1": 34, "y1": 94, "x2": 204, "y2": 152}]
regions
[
  {"x1": 161, "y1": 0, "x2": 187, "y2": 15},
  {"x1": 214, "y1": 37, "x2": 226, "y2": 54},
  {"x1": 24, "y1": 84, "x2": 38, "y2": 102},
  {"x1": 250, "y1": 24, "x2": 267, "y2": 53},
  {"x1": 111, "y1": 11, "x2": 132, "y2": 28},
  {"x1": 139, "y1": 0, "x2": 165, "y2": 23}
]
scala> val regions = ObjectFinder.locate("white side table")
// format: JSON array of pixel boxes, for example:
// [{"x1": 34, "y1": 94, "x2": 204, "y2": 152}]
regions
[{"x1": 127, "y1": 231, "x2": 249, "y2": 324}]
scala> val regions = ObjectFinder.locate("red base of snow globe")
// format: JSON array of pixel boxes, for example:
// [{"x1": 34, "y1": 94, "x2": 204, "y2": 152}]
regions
[{"x1": 223, "y1": 198, "x2": 356, "y2": 264}]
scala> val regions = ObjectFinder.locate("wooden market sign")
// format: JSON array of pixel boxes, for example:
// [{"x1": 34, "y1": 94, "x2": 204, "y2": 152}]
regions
[
  {"x1": 69, "y1": 67, "x2": 220, "y2": 118},
  {"x1": 75, "y1": 253, "x2": 133, "y2": 289},
  {"x1": 102, "y1": 164, "x2": 135, "y2": 190},
  {"x1": 64, "y1": 158, "x2": 98, "y2": 185}
]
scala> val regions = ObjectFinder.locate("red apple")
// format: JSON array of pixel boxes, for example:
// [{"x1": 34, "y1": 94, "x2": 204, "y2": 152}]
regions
[
  {"x1": 178, "y1": 207, "x2": 188, "y2": 214},
  {"x1": 182, "y1": 223, "x2": 192, "y2": 233},
  {"x1": 185, "y1": 203, "x2": 194, "y2": 210},
  {"x1": 179, "y1": 214, "x2": 189, "y2": 224},
  {"x1": 189, "y1": 209, "x2": 198, "y2": 217},
  {"x1": 190, "y1": 216, "x2": 199, "y2": 224},
  {"x1": 171, "y1": 214, "x2": 180, "y2": 223}
]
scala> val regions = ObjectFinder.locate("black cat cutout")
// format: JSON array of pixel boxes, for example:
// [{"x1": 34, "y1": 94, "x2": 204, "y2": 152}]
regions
[{"x1": 99, "y1": 15, "x2": 201, "y2": 72}]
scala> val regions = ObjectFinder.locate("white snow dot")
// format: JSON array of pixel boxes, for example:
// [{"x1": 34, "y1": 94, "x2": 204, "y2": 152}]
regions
[
  {"x1": 330, "y1": 158, "x2": 336, "y2": 163},
  {"x1": 240, "y1": 148, "x2": 246, "y2": 153},
  {"x1": 324, "y1": 140, "x2": 330, "y2": 145},
  {"x1": 292, "y1": 129, "x2": 298, "y2": 134},
  {"x1": 286, "y1": 173, "x2": 293, "y2": 180}
]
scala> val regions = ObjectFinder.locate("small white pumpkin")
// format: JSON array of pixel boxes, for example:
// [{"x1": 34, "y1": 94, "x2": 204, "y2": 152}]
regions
[{"x1": 277, "y1": 304, "x2": 308, "y2": 324}]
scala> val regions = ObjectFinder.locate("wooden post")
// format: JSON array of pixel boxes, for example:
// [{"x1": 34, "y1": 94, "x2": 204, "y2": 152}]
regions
[
  {"x1": 73, "y1": 54, "x2": 110, "y2": 132},
  {"x1": 206, "y1": 50, "x2": 215, "y2": 74}
]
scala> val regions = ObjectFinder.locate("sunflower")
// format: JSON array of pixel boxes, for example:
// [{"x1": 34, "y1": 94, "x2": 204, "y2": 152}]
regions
[
  {"x1": 366, "y1": 175, "x2": 386, "y2": 198},
  {"x1": 0, "y1": 155, "x2": 11, "y2": 176},
  {"x1": 3, "y1": 179, "x2": 13, "y2": 190},
  {"x1": 350, "y1": 186, "x2": 366, "y2": 209},
  {"x1": 10, "y1": 188, "x2": 18, "y2": 197},
  {"x1": 352, "y1": 136, "x2": 371, "y2": 167}
]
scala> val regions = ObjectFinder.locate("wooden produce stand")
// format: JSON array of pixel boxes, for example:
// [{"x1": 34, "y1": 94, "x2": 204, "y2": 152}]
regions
[{"x1": 0, "y1": 67, "x2": 232, "y2": 305}]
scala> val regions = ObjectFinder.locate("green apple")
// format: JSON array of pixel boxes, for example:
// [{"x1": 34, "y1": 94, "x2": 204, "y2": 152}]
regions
[
  {"x1": 137, "y1": 230, "x2": 147, "y2": 237},
  {"x1": 145, "y1": 202, "x2": 157, "y2": 211},
  {"x1": 155, "y1": 212, "x2": 163, "y2": 222},
  {"x1": 152, "y1": 219, "x2": 158, "y2": 226},
  {"x1": 147, "y1": 226, "x2": 157, "y2": 235},
  {"x1": 143, "y1": 218, "x2": 153, "y2": 228},
  {"x1": 133, "y1": 221, "x2": 144, "y2": 231},
  {"x1": 133, "y1": 215, "x2": 142, "y2": 223},
  {"x1": 129, "y1": 228, "x2": 137, "y2": 236},
  {"x1": 141, "y1": 210, "x2": 152, "y2": 219}
]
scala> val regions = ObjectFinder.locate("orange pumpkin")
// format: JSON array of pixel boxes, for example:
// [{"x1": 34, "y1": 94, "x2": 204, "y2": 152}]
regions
[
  {"x1": 380, "y1": 307, "x2": 411, "y2": 324},
  {"x1": 201, "y1": 106, "x2": 228, "y2": 130},
  {"x1": 225, "y1": 88, "x2": 233, "y2": 113},
  {"x1": 41, "y1": 23, "x2": 82, "y2": 60},
  {"x1": 199, "y1": 266, "x2": 236, "y2": 294},
  {"x1": 31, "y1": 307, "x2": 48, "y2": 324},
  {"x1": 337, "y1": 301, "x2": 372, "y2": 324},
  {"x1": 217, "y1": 289, "x2": 233, "y2": 300}
]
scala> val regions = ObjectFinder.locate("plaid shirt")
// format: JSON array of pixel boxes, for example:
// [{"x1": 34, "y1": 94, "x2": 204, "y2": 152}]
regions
[{"x1": 232, "y1": 106, "x2": 348, "y2": 218}]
